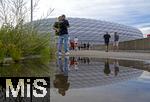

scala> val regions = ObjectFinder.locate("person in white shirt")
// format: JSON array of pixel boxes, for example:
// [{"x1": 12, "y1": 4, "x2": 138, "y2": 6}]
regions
[{"x1": 74, "y1": 37, "x2": 78, "y2": 50}]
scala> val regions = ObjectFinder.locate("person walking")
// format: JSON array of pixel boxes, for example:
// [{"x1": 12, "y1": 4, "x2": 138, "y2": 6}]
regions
[
  {"x1": 83, "y1": 43, "x2": 86, "y2": 50},
  {"x1": 70, "y1": 40, "x2": 75, "y2": 50},
  {"x1": 87, "y1": 42, "x2": 90, "y2": 50},
  {"x1": 103, "y1": 32, "x2": 111, "y2": 52},
  {"x1": 54, "y1": 14, "x2": 70, "y2": 55},
  {"x1": 113, "y1": 32, "x2": 119, "y2": 51}
]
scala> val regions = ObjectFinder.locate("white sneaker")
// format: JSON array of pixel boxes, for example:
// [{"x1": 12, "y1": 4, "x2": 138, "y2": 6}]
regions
[
  {"x1": 58, "y1": 56, "x2": 62, "y2": 59},
  {"x1": 65, "y1": 55, "x2": 69, "y2": 59},
  {"x1": 58, "y1": 52, "x2": 62, "y2": 56},
  {"x1": 65, "y1": 52, "x2": 70, "y2": 55}
]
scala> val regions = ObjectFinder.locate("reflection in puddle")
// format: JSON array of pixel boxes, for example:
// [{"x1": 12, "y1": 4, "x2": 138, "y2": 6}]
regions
[
  {"x1": 52, "y1": 56, "x2": 150, "y2": 97},
  {"x1": 0, "y1": 59, "x2": 54, "y2": 77},
  {"x1": 53, "y1": 57, "x2": 70, "y2": 96}
]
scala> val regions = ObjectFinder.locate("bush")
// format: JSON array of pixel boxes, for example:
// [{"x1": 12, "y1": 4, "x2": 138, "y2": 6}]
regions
[
  {"x1": 8, "y1": 44, "x2": 22, "y2": 62},
  {"x1": 0, "y1": 0, "x2": 54, "y2": 63},
  {"x1": 0, "y1": 41, "x2": 6, "y2": 64},
  {"x1": 0, "y1": 24, "x2": 53, "y2": 63}
]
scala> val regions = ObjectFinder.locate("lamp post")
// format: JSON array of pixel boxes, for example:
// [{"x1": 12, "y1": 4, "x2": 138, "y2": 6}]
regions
[{"x1": 31, "y1": 0, "x2": 33, "y2": 22}]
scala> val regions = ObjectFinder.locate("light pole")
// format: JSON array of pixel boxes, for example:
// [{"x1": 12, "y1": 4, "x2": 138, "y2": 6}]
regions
[{"x1": 31, "y1": 0, "x2": 33, "y2": 22}]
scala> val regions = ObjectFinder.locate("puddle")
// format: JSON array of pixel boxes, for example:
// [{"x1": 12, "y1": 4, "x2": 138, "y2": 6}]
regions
[
  {"x1": 0, "y1": 58, "x2": 54, "y2": 77},
  {"x1": 51, "y1": 56, "x2": 150, "y2": 102},
  {"x1": 0, "y1": 56, "x2": 150, "y2": 102}
]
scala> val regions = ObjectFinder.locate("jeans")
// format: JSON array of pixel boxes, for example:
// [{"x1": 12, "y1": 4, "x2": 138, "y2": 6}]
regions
[
  {"x1": 58, "y1": 56, "x2": 69, "y2": 76},
  {"x1": 57, "y1": 34, "x2": 69, "y2": 53},
  {"x1": 64, "y1": 56, "x2": 69, "y2": 76}
]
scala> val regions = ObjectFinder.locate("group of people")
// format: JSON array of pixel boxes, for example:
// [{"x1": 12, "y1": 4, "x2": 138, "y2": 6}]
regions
[
  {"x1": 78, "y1": 42, "x2": 90, "y2": 50},
  {"x1": 70, "y1": 41, "x2": 91, "y2": 50},
  {"x1": 53, "y1": 14, "x2": 120, "y2": 55},
  {"x1": 103, "y1": 32, "x2": 119, "y2": 52}
]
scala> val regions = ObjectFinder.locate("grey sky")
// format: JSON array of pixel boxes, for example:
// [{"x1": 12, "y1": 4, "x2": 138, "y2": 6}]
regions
[{"x1": 34, "y1": 0, "x2": 150, "y2": 36}]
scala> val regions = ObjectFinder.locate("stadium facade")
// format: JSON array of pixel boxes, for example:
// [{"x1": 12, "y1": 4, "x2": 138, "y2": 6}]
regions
[{"x1": 35, "y1": 18, "x2": 143, "y2": 44}]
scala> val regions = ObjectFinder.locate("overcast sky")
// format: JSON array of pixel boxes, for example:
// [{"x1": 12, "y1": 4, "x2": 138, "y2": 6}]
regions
[{"x1": 33, "y1": 0, "x2": 150, "y2": 36}]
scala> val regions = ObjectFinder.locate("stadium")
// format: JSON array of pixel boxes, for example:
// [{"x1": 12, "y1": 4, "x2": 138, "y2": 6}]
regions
[{"x1": 34, "y1": 18, "x2": 143, "y2": 44}]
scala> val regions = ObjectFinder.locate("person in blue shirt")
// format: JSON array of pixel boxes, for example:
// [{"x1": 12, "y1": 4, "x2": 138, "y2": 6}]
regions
[{"x1": 54, "y1": 14, "x2": 70, "y2": 55}]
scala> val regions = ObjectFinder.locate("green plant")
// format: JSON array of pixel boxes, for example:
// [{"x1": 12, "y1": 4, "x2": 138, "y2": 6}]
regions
[
  {"x1": 0, "y1": 41, "x2": 6, "y2": 64},
  {"x1": 0, "y1": 24, "x2": 54, "y2": 63},
  {"x1": 0, "y1": 0, "x2": 54, "y2": 63},
  {"x1": 8, "y1": 44, "x2": 22, "y2": 62}
]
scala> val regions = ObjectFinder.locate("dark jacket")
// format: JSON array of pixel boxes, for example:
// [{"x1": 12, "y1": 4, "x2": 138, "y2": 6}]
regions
[
  {"x1": 103, "y1": 34, "x2": 111, "y2": 43},
  {"x1": 59, "y1": 19, "x2": 69, "y2": 35}
]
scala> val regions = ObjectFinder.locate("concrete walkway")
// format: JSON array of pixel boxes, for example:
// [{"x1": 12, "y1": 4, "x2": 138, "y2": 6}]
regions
[{"x1": 70, "y1": 50, "x2": 150, "y2": 61}]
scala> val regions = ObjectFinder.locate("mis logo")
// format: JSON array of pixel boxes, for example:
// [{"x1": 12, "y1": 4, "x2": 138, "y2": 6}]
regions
[{"x1": 0, "y1": 77, "x2": 50, "y2": 102}]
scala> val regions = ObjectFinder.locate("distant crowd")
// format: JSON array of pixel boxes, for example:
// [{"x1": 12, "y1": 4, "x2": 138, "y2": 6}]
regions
[{"x1": 69, "y1": 37, "x2": 91, "y2": 50}]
